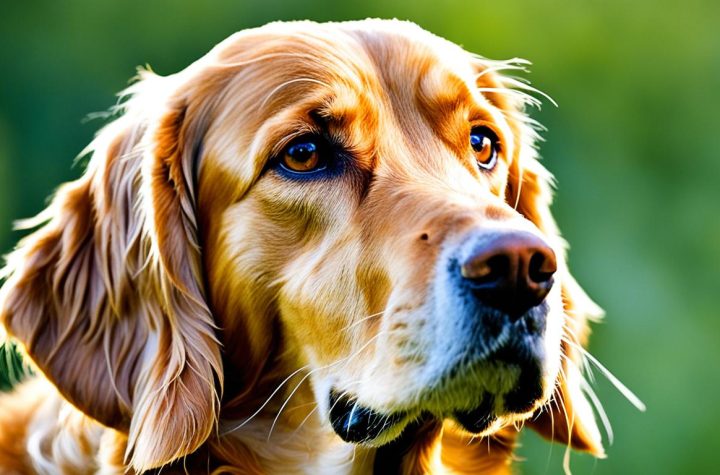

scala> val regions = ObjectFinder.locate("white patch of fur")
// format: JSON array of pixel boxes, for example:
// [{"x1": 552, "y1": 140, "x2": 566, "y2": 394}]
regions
[{"x1": 25, "y1": 387, "x2": 102, "y2": 474}]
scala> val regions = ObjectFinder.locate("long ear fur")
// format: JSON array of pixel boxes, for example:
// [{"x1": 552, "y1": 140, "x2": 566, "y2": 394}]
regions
[
  {"x1": 501, "y1": 77, "x2": 606, "y2": 457},
  {"x1": 0, "y1": 71, "x2": 222, "y2": 471}
]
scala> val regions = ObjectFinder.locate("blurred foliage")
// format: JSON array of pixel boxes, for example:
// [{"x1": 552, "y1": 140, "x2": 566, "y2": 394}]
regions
[
  {"x1": 0, "y1": 0, "x2": 718, "y2": 473},
  {"x1": 0, "y1": 344, "x2": 24, "y2": 392}
]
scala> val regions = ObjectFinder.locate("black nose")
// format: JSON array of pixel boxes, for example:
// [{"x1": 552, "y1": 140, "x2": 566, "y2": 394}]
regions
[{"x1": 460, "y1": 231, "x2": 557, "y2": 319}]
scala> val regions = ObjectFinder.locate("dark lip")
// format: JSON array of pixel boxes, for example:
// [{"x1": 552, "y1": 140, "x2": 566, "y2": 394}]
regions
[
  {"x1": 453, "y1": 395, "x2": 496, "y2": 433},
  {"x1": 328, "y1": 390, "x2": 407, "y2": 443}
]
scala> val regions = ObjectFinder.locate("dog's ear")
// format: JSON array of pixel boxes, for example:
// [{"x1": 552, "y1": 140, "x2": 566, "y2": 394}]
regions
[
  {"x1": 505, "y1": 133, "x2": 605, "y2": 457},
  {"x1": 0, "y1": 71, "x2": 222, "y2": 471}
]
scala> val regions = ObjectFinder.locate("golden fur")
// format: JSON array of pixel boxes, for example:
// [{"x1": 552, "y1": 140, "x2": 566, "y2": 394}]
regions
[{"x1": 0, "y1": 19, "x2": 605, "y2": 474}]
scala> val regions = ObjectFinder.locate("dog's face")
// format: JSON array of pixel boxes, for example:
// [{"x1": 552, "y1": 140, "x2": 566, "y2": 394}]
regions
[
  {"x1": 0, "y1": 19, "x2": 605, "y2": 471},
  {"x1": 199, "y1": 21, "x2": 586, "y2": 444}
]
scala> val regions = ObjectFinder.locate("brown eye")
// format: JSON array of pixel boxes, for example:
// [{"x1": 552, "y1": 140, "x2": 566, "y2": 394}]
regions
[
  {"x1": 470, "y1": 127, "x2": 498, "y2": 170},
  {"x1": 281, "y1": 138, "x2": 324, "y2": 173}
]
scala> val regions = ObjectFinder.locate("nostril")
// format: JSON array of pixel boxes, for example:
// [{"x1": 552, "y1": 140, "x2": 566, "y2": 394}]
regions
[
  {"x1": 460, "y1": 254, "x2": 509, "y2": 284},
  {"x1": 528, "y1": 250, "x2": 556, "y2": 284},
  {"x1": 482, "y1": 255, "x2": 510, "y2": 284},
  {"x1": 459, "y1": 231, "x2": 556, "y2": 319}
]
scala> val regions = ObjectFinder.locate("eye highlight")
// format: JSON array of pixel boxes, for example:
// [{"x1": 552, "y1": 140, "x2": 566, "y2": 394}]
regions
[
  {"x1": 280, "y1": 136, "x2": 326, "y2": 173},
  {"x1": 470, "y1": 127, "x2": 499, "y2": 170}
]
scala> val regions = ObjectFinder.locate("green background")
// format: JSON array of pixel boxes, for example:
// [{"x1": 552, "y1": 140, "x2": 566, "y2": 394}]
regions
[{"x1": 1, "y1": 1, "x2": 718, "y2": 473}]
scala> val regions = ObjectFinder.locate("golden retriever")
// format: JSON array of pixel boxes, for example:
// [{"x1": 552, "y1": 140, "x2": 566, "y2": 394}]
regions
[{"x1": 0, "y1": 19, "x2": 607, "y2": 474}]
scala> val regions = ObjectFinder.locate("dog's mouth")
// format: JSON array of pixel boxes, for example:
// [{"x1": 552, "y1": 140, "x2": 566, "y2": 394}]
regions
[
  {"x1": 328, "y1": 390, "x2": 408, "y2": 443},
  {"x1": 452, "y1": 396, "x2": 496, "y2": 433},
  {"x1": 328, "y1": 342, "x2": 547, "y2": 444}
]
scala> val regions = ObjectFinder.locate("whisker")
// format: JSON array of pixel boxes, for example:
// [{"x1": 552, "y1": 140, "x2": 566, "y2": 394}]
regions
[
  {"x1": 497, "y1": 108, "x2": 548, "y2": 132},
  {"x1": 267, "y1": 370, "x2": 321, "y2": 441},
  {"x1": 341, "y1": 311, "x2": 385, "y2": 331},
  {"x1": 323, "y1": 382, "x2": 364, "y2": 428},
  {"x1": 555, "y1": 364, "x2": 573, "y2": 442},
  {"x1": 562, "y1": 443, "x2": 573, "y2": 475},
  {"x1": 502, "y1": 77, "x2": 559, "y2": 108},
  {"x1": 266, "y1": 330, "x2": 395, "y2": 440},
  {"x1": 563, "y1": 339, "x2": 646, "y2": 412},
  {"x1": 345, "y1": 400, "x2": 360, "y2": 440},
  {"x1": 222, "y1": 364, "x2": 310, "y2": 435},
  {"x1": 559, "y1": 350, "x2": 613, "y2": 443},
  {"x1": 555, "y1": 361, "x2": 574, "y2": 475},
  {"x1": 578, "y1": 372, "x2": 614, "y2": 444},
  {"x1": 474, "y1": 63, "x2": 528, "y2": 81},
  {"x1": 477, "y1": 87, "x2": 543, "y2": 109},
  {"x1": 559, "y1": 328, "x2": 594, "y2": 379}
]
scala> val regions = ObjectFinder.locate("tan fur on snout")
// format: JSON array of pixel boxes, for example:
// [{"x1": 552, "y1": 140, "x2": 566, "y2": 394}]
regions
[{"x1": 0, "y1": 19, "x2": 604, "y2": 474}]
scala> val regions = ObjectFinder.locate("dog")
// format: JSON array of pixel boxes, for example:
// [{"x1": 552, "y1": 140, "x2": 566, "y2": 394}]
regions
[{"x1": 0, "y1": 19, "x2": 606, "y2": 474}]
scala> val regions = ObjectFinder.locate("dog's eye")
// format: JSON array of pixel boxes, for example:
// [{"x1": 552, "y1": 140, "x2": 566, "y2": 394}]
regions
[
  {"x1": 470, "y1": 127, "x2": 498, "y2": 170},
  {"x1": 280, "y1": 138, "x2": 326, "y2": 173}
]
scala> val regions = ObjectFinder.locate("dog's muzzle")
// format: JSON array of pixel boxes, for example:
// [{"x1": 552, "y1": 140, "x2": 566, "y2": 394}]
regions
[{"x1": 327, "y1": 230, "x2": 558, "y2": 444}]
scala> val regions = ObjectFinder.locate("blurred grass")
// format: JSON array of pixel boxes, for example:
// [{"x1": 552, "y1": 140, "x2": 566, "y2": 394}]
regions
[{"x1": 0, "y1": 1, "x2": 718, "y2": 473}]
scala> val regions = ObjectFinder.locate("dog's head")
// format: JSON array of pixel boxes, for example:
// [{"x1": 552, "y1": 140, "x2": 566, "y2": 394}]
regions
[{"x1": 0, "y1": 19, "x2": 604, "y2": 471}]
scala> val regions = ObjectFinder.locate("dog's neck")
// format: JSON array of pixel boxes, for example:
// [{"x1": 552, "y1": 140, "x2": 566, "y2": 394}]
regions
[{"x1": 215, "y1": 384, "x2": 517, "y2": 474}]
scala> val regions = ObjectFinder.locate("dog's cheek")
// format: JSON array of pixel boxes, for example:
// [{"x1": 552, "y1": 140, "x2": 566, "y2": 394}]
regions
[
  {"x1": 278, "y1": 240, "x2": 370, "y2": 368},
  {"x1": 204, "y1": 196, "x2": 304, "y2": 369},
  {"x1": 236, "y1": 175, "x2": 370, "y2": 363}
]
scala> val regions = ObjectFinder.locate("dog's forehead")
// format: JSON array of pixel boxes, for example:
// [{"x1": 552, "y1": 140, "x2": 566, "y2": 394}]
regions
[
  {"x1": 214, "y1": 19, "x2": 481, "y2": 110},
  {"x1": 342, "y1": 21, "x2": 479, "y2": 95},
  {"x1": 199, "y1": 20, "x2": 510, "y2": 190}
]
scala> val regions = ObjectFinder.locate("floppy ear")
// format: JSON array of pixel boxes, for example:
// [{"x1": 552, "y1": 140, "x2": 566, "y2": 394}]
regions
[
  {"x1": 0, "y1": 72, "x2": 222, "y2": 471},
  {"x1": 505, "y1": 139, "x2": 605, "y2": 457}
]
